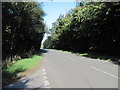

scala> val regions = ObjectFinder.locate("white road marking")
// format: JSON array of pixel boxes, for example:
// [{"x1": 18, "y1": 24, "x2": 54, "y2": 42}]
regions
[
  {"x1": 42, "y1": 69, "x2": 51, "y2": 88},
  {"x1": 43, "y1": 72, "x2": 47, "y2": 75},
  {"x1": 47, "y1": 86, "x2": 51, "y2": 88},
  {"x1": 43, "y1": 76, "x2": 47, "y2": 79},
  {"x1": 64, "y1": 55, "x2": 78, "y2": 62},
  {"x1": 42, "y1": 69, "x2": 45, "y2": 72},
  {"x1": 44, "y1": 80, "x2": 50, "y2": 85},
  {"x1": 90, "y1": 66, "x2": 119, "y2": 79}
]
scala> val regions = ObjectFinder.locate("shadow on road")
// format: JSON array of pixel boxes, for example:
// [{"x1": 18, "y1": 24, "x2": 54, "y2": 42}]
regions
[
  {"x1": 77, "y1": 52, "x2": 120, "y2": 65},
  {"x1": 2, "y1": 77, "x2": 44, "y2": 89},
  {"x1": 40, "y1": 49, "x2": 48, "y2": 53}
]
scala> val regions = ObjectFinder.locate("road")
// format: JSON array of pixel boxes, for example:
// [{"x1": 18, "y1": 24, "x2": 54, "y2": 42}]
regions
[{"x1": 3, "y1": 49, "x2": 119, "y2": 89}]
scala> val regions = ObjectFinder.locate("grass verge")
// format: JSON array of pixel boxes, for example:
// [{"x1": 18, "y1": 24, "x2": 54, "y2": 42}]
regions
[{"x1": 2, "y1": 54, "x2": 42, "y2": 86}]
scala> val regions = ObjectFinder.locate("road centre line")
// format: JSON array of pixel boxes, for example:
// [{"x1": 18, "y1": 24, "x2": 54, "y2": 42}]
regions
[
  {"x1": 90, "y1": 66, "x2": 119, "y2": 79},
  {"x1": 63, "y1": 53, "x2": 119, "y2": 79}
]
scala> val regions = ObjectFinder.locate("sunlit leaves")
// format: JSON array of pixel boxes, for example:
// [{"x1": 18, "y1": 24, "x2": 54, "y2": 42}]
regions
[
  {"x1": 44, "y1": 2, "x2": 120, "y2": 56},
  {"x1": 3, "y1": 2, "x2": 45, "y2": 61}
]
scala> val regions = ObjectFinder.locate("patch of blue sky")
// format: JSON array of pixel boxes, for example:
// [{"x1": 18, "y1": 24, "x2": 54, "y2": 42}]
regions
[{"x1": 36, "y1": 1, "x2": 76, "y2": 44}]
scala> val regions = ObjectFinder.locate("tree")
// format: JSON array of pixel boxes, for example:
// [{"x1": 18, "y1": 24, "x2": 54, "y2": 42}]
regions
[
  {"x1": 44, "y1": 2, "x2": 120, "y2": 57},
  {"x1": 2, "y1": 2, "x2": 45, "y2": 64}
]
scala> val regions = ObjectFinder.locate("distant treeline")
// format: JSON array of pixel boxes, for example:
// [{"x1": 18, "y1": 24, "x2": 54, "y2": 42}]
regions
[
  {"x1": 2, "y1": 2, "x2": 45, "y2": 65},
  {"x1": 44, "y1": 2, "x2": 120, "y2": 56}
]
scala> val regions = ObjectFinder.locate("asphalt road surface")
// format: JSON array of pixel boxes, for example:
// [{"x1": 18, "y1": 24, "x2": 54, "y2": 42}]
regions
[{"x1": 3, "y1": 49, "x2": 119, "y2": 89}]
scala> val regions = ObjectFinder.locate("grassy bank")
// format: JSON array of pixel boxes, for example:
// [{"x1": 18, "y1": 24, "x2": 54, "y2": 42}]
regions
[
  {"x1": 2, "y1": 54, "x2": 42, "y2": 86},
  {"x1": 51, "y1": 49, "x2": 120, "y2": 64}
]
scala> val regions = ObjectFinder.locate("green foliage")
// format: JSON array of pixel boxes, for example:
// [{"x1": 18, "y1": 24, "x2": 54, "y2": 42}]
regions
[
  {"x1": 44, "y1": 2, "x2": 120, "y2": 58},
  {"x1": 2, "y1": 2, "x2": 45, "y2": 64}
]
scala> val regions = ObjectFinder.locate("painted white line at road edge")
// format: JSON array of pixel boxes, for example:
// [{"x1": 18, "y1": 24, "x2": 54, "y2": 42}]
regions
[
  {"x1": 43, "y1": 72, "x2": 47, "y2": 75},
  {"x1": 42, "y1": 69, "x2": 45, "y2": 72},
  {"x1": 42, "y1": 69, "x2": 51, "y2": 88},
  {"x1": 44, "y1": 80, "x2": 50, "y2": 86},
  {"x1": 90, "y1": 66, "x2": 119, "y2": 79}
]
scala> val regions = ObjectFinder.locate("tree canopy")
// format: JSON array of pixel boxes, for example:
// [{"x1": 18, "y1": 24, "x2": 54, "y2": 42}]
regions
[
  {"x1": 44, "y1": 2, "x2": 120, "y2": 56},
  {"x1": 2, "y1": 2, "x2": 45, "y2": 63}
]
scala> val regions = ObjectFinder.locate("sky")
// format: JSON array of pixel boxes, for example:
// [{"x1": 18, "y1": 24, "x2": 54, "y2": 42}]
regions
[
  {"x1": 36, "y1": 2, "x2": 76, "y2": 44},
  {"x1": 42, "y1": 2, "x2": 76, "y2": 28}
]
